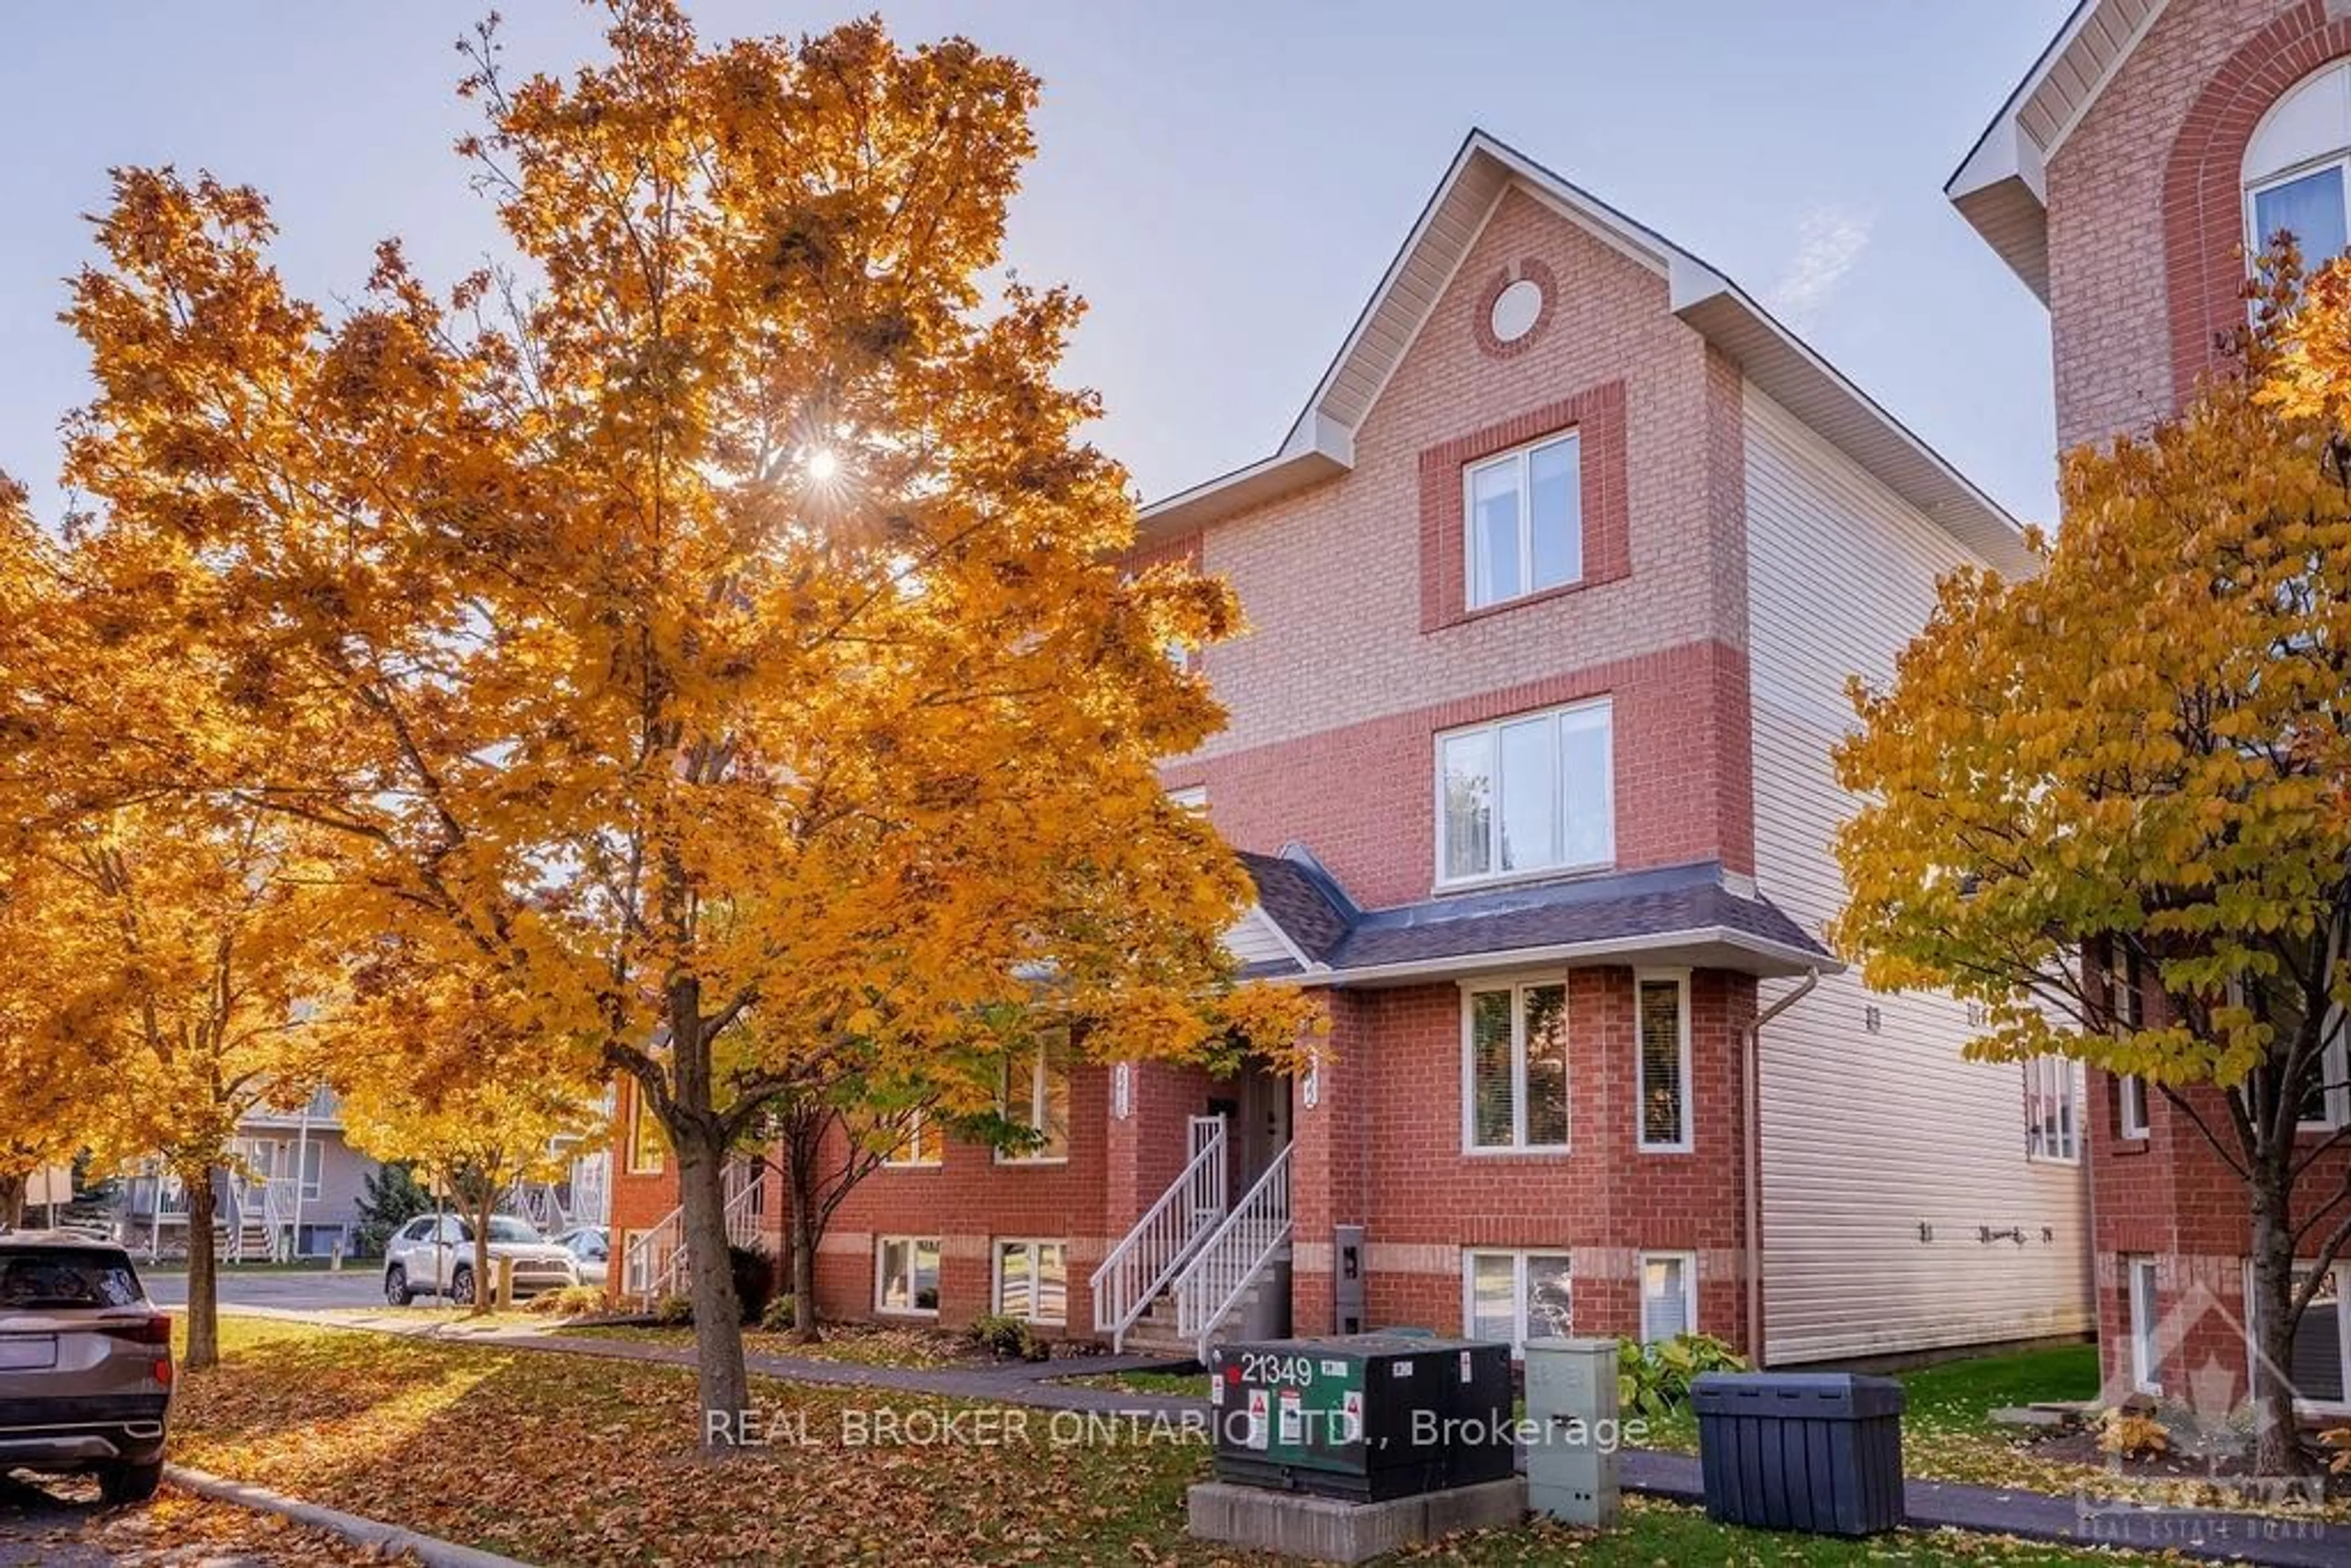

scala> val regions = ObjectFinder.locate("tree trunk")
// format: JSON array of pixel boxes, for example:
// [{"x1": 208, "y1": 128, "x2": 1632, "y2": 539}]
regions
[
  {"x1": 0, "y1": 1172, "x2": 25, "y2": 1230},
  {"x1": 470, "y1": 1187, "x2": 494, "y2": 1318},
  {"x1": 185, "y1": 1166, "x2": 220, "y2": 1373},
  {"x1": 787, "y1": 1161, "x2": 819, "y2": 1345},
  {"x1": 2247, "y1": 1165, "x2": 2311, "y2": 1476},
  {"x1": 675, "y1": 1128, "x2": 750, "y2": 1454}
]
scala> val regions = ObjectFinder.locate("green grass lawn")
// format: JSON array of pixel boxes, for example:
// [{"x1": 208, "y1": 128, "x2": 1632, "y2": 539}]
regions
[
  {"x1": 168, "y1": 1318, "x2": 2181, "y2": 1566},
  {"x1": 1644, "y1": 1342, "x2": 2113, "y2": 1495},
  {"x1": 1060, "y1": 1368, "x2": 1213, "y2": 1398}
]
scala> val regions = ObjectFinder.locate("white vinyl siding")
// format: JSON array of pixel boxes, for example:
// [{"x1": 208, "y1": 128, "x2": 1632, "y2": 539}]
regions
[{"x1": 1744, "y1": 388, "x2": 2093, "y2": 1364}]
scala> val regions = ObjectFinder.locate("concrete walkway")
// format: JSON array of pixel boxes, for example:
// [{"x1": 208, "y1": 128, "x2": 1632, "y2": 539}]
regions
[{"x1": 235, "y1": 1308, "x2": 2343, "y2": 1566}]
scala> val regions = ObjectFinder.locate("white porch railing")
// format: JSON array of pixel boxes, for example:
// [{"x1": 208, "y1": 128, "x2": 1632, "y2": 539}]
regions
[
  {"x1": 623, "y1": 1160, "x2": 765, "y2": 1305},
  {"x1": 226, "y1": 1176, "x2": 296, "y2": 1263},
  {"x1": 507, "y1": 1180, "x2": 569, "y2": 1236},
  {"x1": 569, "y1": 1150, "x2": 611, "y2": 1229},
  {"x1": 1090, "y1": 1116, "x2": 1226, "y2": 1351},
  {"x1": 1174, "y1": 1144, "x2": 1292, "y2": 1360}
]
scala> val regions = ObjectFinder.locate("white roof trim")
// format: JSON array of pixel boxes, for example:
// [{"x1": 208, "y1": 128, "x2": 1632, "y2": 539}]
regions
[
  {"x1": 1249, "y1": 925, "x2": 1842, "y2": 989},
  {"x1": 1223, "y1": 902, "x2": 1324, "y2": 976},
  {"x1": 1948, "y1": 0, "x2": 2170, "y2": 304},
  {"x1": 1145, "y1": 129, "x2": 2025, "y2": 568}
]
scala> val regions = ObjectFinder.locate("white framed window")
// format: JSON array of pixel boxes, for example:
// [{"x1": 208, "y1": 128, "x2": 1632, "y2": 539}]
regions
[
  {"x1": 883, "y1": 1110, "x2": 941, "y2": 1169},
  {"x1": 2298, "y1": 1013, "x2": 2350, "y2": 1132},
  {"x1": 997, "y1": 1035, "x2": 1071, "y2": 1164},
  {"x1": 1461, "y1": 980, "x2": 1569, "y2": 1152},
  {"x1": 1462, "y1": 1249, "x2": 1572, "y2": 1355},
  {"x1": 2112, "y1": 946, "x2": 2150, "y2": 1140},
  {"x1": 875, "y1": 1236, "x2": 942, "y2": 1315},
  {"x1": 2025, "y1": 1056, "x2": 2081, "y2": 1163},
  {"x1": 993, "y1": 1239, "x2": 1067, "y2": 1326},
  {"x1": 2241, "y1": 1260, "x2": 2350, "y2": 1411},
  {"x1": 1166, "y1": 784, "x2": 1208, "y2": 811},
  {"x1": 1640, "y1": 1253, "x2": 1698, "y2": 1343},
  {"x1": 1464, "y1": 432, "x2": 1581, "y2": 609},
  {"x1": 2117, "y1": 1075, "x2": 2150, "y2": 1141},
  {"x1": 1436, "y1": 700, "x2": 1613, "y2": 887},
  {"x1": 2242, "y1": 61, "x2": 2351, "y2": 283},
  {"x1": 2126, "y1": 1255, "x2": 2161, "y2": 1395},
  {"x1": 1636, "y1": 972, "x2": 1692, "y2": 1153}
]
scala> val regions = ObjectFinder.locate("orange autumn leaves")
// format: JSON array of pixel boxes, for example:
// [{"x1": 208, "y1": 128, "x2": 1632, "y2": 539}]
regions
[
  {"x1": 1, "y1": 0, "x2": 1315, "y2": 1416},
  {"x1": 1832, "y1": 255, "x2": 2351, "y2": 1092}
]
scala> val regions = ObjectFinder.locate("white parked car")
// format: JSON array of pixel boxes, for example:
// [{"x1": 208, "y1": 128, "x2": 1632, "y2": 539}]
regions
[
  {"x1": 552, "y1": 1225, "x2": 609, "y2": 1288},
  {"x1": 383, "y1": 1215, "x2": 578, "y2": 1306}
]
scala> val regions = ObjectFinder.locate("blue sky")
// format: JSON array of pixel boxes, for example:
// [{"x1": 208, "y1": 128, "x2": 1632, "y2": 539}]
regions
[{"x1": 0, "y1": 2, "x2": 2067, "y2": 524}]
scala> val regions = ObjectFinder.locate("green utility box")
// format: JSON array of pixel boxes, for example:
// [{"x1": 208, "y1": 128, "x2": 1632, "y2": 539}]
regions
[{"x1": 1209, "y1": 1335, "x2": 1513, "y2": 1501}]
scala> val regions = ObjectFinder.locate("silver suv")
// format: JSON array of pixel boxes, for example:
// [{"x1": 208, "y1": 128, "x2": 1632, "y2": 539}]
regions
[
  {"x1": 0, "y1": 1232, "x2": 173, "y2": 1503},
  {"x1": 383, "y1": 1215, "x2": 579, "y2": 1306}
]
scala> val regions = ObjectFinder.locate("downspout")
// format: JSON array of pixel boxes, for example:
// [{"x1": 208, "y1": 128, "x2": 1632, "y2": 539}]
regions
[{"x1": 1744, "y1": 968, "x2": 1819, "y2": 1368}]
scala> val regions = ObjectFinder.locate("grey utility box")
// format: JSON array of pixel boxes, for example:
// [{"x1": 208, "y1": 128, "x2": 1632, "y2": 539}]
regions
[
  {"x1": 1693, "y1": 1373, "x2": 1905, "y2": 1537},
  {"x1": 1523, "y1": 1337, "x2": 1619, "y2": 1527}
]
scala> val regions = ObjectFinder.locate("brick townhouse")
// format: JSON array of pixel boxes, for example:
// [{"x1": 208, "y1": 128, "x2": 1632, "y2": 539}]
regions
[
  {"x1": 610, "y1": 127, "x2": 2094, "y2": 1369},
  {"x1": 1951, "y1": 0, "x2": 2351, "y2": 1414}
]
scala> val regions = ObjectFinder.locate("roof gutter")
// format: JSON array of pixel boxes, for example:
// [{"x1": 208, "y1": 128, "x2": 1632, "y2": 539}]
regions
[
  {"x1": 1251, "y1": 926, "x2": 1841, "y2": 989},
  {"x1": 1744, "y1": 967, "x2": 1820, "y2": 1368}
]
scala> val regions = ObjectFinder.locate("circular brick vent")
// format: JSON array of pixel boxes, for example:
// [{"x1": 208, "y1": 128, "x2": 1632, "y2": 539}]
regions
[{"x1": 1474, "y1": 260, "x2": 1556, "y2": 359}]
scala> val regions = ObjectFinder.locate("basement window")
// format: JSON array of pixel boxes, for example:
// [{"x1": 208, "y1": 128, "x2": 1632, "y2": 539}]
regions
[
  {"x1": 875, "y1": 1237, "x2": 941, "y2": 1315},
  {"x1": 1463, "y1": 1249, "x2": 1572, "y2": 1355},
  {"x1": 994, "y1": 1239, "x2": 1067, "y2": 1327}
]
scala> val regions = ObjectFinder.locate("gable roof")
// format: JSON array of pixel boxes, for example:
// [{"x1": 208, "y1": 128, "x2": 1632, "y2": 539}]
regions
[
  {"x1": 1144, "y1": 129, "x2": 2031, "y2": 575},
  {"x1": 1229, "y1": 846, "x2": 1836, "y2": 985},
  {"x1": 1948, "y1": 0, "x2": 2168, "y2": 303}
]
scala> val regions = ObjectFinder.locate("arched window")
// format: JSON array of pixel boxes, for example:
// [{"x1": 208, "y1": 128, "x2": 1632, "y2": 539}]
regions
[{"x1": 2244, "y1": 60, "x2": 2351, "y2": 270}]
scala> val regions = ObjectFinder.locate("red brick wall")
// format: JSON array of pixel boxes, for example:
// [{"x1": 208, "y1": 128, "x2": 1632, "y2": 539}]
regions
[
  {"x1": 1164, "y1": 638, "x2": 1755, "y2": 906},
  {"x1": 1416, "y1": 379, "x2": 1632, "y2": 634},
  {"x1": 2161, "y1": 2, "x2": 2351, "y2": 408},
  {"x1": 1173, "y1": 186, "x2": 1753, "y2": 891},
  {"x1": 2052, "y1": 0, "x2": 2351, "y2": 1404},
  {"x1": 1290, "y1": 970, "x2": 1755, "y2": 1348},
  {"x1": 2046, "y1": 0, "x2": 2306, "y2": 447}
]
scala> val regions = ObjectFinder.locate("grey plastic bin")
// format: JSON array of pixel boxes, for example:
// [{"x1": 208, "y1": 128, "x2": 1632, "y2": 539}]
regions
[{"x1": 1692, "y1": 1373, "x2": 1905, "y2": 1536}]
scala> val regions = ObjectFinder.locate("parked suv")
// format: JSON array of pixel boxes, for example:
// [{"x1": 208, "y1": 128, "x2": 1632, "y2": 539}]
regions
[
  {"x1": 383, "y1": 1215, "x2": 579, "y2": 1306},
  {"x1": 0, "y1": 1232, "x2": 173, "y2": 1503}
]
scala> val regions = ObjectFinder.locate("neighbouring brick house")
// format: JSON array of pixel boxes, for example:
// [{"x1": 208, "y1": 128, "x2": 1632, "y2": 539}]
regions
[
  {"x1": 613, "y1": 129, "x2": 2094, "y2": 1368},
  {"x1": 1951, "y1": 0, "x2": 2351, "y2": 1414}
]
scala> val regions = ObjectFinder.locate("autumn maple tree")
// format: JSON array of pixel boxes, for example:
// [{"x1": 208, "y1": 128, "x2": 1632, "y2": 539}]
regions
[
  {"x1": 51, "y1": 1, "x2": 1304, "y2": 1442},
  {"x1": 339, "y1": 965, "x2": 601, "y2": 1315},
  {"x1": 1834, "y1": 258, "x2": 2351, "y2": 1472},
  {"x1": 0, "y1": 495, "x2": 346, "y2": 1369}
]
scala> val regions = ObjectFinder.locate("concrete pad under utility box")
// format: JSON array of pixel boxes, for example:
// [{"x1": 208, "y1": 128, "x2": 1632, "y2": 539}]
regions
[{"x1": 1186, "y1": 1478, "x2": 1527, "y2": 1563}]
